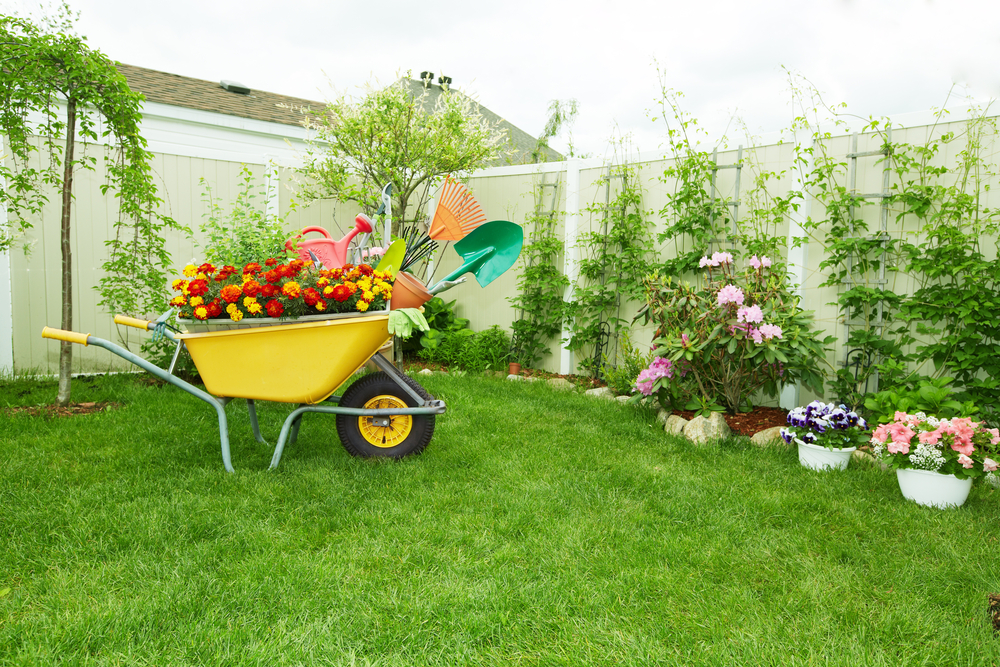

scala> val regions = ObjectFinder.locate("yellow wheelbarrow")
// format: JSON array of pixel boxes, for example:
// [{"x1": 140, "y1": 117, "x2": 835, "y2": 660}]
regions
[{"x1": 41, "y1": 312, "x2": 445, "y2": 472}]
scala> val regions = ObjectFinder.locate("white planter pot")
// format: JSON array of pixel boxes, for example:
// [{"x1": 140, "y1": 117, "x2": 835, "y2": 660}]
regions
[
  {"x1": 178, "y1": 308, "x2": 388, "y2": 333},
  {"x1": 895, "y1": 468, "x2": 973, "y2": 509},
  {"x1": 796, "y1": 439, "x2": 856, "y2": 471}
]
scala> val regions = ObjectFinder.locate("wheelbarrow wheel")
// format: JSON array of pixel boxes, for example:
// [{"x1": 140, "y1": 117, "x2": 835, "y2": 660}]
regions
[{"x1": 336, "y1": 371, "x2": 435, "y2": 458}]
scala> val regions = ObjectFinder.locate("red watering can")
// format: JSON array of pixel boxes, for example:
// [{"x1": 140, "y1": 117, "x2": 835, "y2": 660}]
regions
[{"x1": 285, "y1": 214, "x2": 373, "y2": 269}]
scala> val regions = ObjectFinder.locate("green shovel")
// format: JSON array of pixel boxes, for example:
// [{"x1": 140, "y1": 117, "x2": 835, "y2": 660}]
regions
[{"x1": 428, "y1": 220, "x2": 523, "y2": 293}]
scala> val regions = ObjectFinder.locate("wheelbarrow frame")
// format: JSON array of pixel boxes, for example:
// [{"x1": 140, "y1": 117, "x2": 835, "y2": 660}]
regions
[{"x1": 41, "y1": 312, "x2": 446, "y2": 472}]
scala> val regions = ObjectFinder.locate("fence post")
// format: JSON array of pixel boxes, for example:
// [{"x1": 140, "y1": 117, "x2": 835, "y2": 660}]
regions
[
  {"x1": 560, "y1": 159, "x2": 581, "y2": 375},
  {"x1": 781, "y1": 136, "x2": 813, "y2": 409}
]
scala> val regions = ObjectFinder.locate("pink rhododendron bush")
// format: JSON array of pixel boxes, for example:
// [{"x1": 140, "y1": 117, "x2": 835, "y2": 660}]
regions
[
  {"x1": 870, "y1": 411, "x2": 1000, "y2": 479},
  {"x1": 633, "y1": 252, "x2": 833, "y2": 414}
]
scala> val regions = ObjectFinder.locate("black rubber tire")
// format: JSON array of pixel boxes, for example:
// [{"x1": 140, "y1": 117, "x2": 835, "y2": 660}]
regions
[{"x1": 336, "y1": 371, "x2": 435, "y2": 458}]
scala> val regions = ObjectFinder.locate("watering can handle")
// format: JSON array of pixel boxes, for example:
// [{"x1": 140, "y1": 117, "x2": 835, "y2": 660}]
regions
[
  {"x1": 299, "y1": 226, "x2": 333, "y2": 239},
  {"x1": 285, "y1": 226, "x2": 333, "y2": 254}
]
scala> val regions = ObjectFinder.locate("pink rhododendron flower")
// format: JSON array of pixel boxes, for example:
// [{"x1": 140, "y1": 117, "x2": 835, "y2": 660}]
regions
[
  {"x1": 681, "y1": 333, "x2": 691, "y2": 348},
  {"x1": 988, "y1": 428, "x2": 999, "y2": 446},
  {"x1": 699, "y1": 256, "x2": 711, "y2": 268},
  {"x1": 761, "y1": 256, "x2": 772, "y2": 268},
  {"x1": 712, "y1": 251, "x2": 733, "y2": 266},
  {"x1": 737, "y1": 304, "x2": 764, "y2": 324},
  {"x1": 749, "y1": 255, "x2": 762, "y2": 270},
  {"x1": 759, "y1": 323, "x2": 783, "y2": 340},
  {"x1": 958, "y1": 454, "x2": 974, "y2": 469},
  {"x1": 984, "y1": 458, "x2": 998, "y2": 472},
  {"x1": 717, "y1": 284, "x2": 744, "y2": 306},
  {"x1": 635, "y1": 357, "x2": 674, "y2": 396},
  {"x1": 749, "y1": 327, "x2": 763, "y2": 345}
]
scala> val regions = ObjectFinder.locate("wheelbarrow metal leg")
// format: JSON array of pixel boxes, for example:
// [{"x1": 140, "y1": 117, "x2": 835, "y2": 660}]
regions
[
  {"x1": 85, "y1": 337, "x2": 236, "y2": 472},
  {"x1": 246, "y1": 399, "x2": 268, "y2": 444}
]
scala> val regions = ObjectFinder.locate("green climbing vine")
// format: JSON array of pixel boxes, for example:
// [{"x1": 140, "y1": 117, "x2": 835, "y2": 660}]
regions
[
  {"x1": 567, "y1": 154, "x2": 655, "y2": 374},
  {"x1": 508, "y1": 178, "x2": 569, "y2": 367}
]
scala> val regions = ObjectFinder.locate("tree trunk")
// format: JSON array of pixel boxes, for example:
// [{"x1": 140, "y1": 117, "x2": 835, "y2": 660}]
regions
[{"x1": 56, "y1": 98, "x2": 76, "y2": 408}]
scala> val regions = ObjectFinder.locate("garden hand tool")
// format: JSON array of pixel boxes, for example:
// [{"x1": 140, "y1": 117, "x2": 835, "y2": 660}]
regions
[
  {"x1": 427, "y1": 277, "x2": 466, "y2": 295},
  {"x1": 427, "y1": 220, "x2": 523, "y2": 292},
  {"x1": 376, "y1": 239, "x2": 406, "y2": 275}
]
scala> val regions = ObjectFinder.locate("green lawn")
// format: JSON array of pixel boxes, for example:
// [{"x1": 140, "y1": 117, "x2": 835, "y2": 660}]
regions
[{"x1": 1, "y1": 372, "x2": 998, "y2": 666}]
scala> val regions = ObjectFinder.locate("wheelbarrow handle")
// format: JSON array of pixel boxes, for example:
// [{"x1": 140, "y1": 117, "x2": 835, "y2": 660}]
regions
[
  {"x1": 113, "y1": 314, "x2": 153, "y2": 331},
  {"x1": 41, "y1": 326, "x2": 90, "y2": 346}
]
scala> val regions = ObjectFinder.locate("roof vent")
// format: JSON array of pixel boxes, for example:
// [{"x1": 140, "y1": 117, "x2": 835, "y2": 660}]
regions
[
  {"x1": 438, "y1": 75, "x2": 452, "y2": 91},
  {"x1": 420, "y1": 71, "x2": 434, "y2": 88},
  {"x1": 220, "y1": 80, "x2": 251, "y2": 95}
]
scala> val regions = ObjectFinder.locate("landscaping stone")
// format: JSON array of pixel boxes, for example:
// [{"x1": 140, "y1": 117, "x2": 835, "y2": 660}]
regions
[
  {"x1": 615, "y1": 395, "x2": 630, "y2": 404},
  {"x1": 750, "y1": 426, "x2": 786, "y2": 447},
  {"x1": 547, "y1": 378, "x2": 575, "y2": 391},
  {"x1": 683, "y1": 412, "x2": 731, "y2": 445},
  {"x1": 664, "y1": 415, "x2": 688, "y2": 435},
  {"x1": 585, "y1": 387, "x2": 616, "y2": 400},
  {"x1": 417, "y1": 368, "x2": 434, "y2": 375},
  {"x1": 507, "y1": 374, "x2": 538, "y2": 382},
  {"x1": 851, "y1": 449, "x2": 889, "y2": 470},
  {"x1": 656, "y1": 409, "x2": 672, "y2": 426}
]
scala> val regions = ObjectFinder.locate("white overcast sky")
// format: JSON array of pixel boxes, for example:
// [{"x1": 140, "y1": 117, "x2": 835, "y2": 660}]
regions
[{"x1": 6, "y1": 0, "x2": 1000, "y2": 159}]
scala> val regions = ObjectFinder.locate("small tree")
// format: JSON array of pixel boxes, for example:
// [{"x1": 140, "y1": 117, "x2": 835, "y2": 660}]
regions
[
  {"x1": 0, "y1": 11, "x2": 178, "y2": 406},
  {"x1": 298, "y1": 75, "x2": 509, "y2": 238}
]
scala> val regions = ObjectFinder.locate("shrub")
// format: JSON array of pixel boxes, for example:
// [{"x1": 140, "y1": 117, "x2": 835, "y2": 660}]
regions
[
  {"x1": 600, "y1": 331, "x2": 652, "y2": 396},
  {"x1": 635, "y1": 252, "x2": 834, "y2": 414}
]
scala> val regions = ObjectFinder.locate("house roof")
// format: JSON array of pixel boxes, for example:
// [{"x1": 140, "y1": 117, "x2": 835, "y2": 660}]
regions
[
  {"x1": 398, "y1": 78, "x2": 563, "y2": 165},
  {"x1": 116, "y1": 63, "x2": 322, "y2": 127}
]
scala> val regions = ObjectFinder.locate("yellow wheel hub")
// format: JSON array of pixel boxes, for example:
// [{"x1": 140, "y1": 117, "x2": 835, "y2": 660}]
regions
[{"x1": 358, "y1": 395, "x2": 413, "y2": 448}]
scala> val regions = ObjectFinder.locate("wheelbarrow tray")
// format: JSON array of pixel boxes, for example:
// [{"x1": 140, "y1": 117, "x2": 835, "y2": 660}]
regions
[{"x1": 176, "y1": 313, "x2": 391, "y2": 404}]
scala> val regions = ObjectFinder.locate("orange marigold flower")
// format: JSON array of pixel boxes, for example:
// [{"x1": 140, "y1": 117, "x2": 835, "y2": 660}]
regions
[
  {"x1": 242, "y1": 296, "x2": 258, "y2": 308},
  {"x1": 282, "y1": 281, "x2": 301, "y2": 299},
  {"x1": 265, "y1": 257, "x2": 279, "y2": 267},
  {"x1": 261, "y1": 284, "x2": 278, "y2": 298},
  {"x1": 171, "y1": 278, "x2": 188, "y2": 292},
  {"x1": 208, "y1": 301, "x2": 223, "y2": 318},
  {"x1": 328, "y1": 268, "x2": 343, "y2": 280},
  {"x1": 357, "y1": 264, "x2": 374, "y2": 277},
  {"x1": 229, "y1": 309, "x2": 244, "y2": 322},
  {"x1": 332, "y1": 284, "x2": 352, "y2": 302},
  {"x1": 361, "y1": 290, "x2": 375, "y2": 303},
  {"x1": 322, "y1": 286, "x2": 335, "y2": 298},
  {"x1": 356, "y1": 300, "x2": 370, "y2": 312},
  {"x1": 183, "y1": 264, "x2": 198, "y2": 277},
  {"x1": 169, "y1": 295, "x2": 187, "y2": 307},
  {"x1": 189, "y1": 296, "x2": 204, "y2": 307},
  {"x1": 264, "y1": 269, "x2": 282, "y2": 284},
  {"x1": 243, "y1": 262, "x2": 262, "y2": 275},
  {"x1": 265, "y1": 299, "x2": 284, "y2": 317},
  {"x1": 243, "y1": 280, "x2": 262, "y2": 298},
  {"x1": 193, "y1": 305, "x2": 209, "y2": 320},
  {"x1": 197, "y1": 263, "x2": 215, "y2": 275},
  {"x1": 315, "y1": 299, "x2": 327, "y2": 312},
  {"x1": 317, "y1": 277, "x2": 330, "y2": 288},
  {"x1": 226, "y1": 303, "x2": 239, "y2": 314},
  {"x1": 220, "y1": 284, "x2": 243, "y2": 303},
  {"x1": 247, "y1": 301, "x2": 263, "y2": 315},
  {"x1": 303, "y1": 288, "x2": 320, "y2": 306},
  {"x1": 187, "y1": 279, "x2": 210, "y2": 297}
]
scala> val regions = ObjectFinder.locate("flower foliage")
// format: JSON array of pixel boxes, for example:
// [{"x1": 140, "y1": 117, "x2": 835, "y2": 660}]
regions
[
  {"x1": 870, "y1": 412, "x2": 1000, "y2": 480},
  {"x1": 635, "y1": 253, "x2": 834, "y2": 413},
  {"x1": 780, "y1": 401, "x2": 869, "y2": 451},
  {"x1": 170, "y1": 259, "x2": 393, "y2": 322}
]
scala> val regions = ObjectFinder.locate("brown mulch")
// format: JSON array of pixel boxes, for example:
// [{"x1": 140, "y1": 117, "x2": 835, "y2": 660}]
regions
[
  {"x1": 671, "y1": 406, "x2": 788, "y2": 437},
  {"x1": 3, "y1": 401, "x2": 120, "y2": 418},
  {"x1": 990, "y1": 594, "x2": 1000, "y2": 633}
]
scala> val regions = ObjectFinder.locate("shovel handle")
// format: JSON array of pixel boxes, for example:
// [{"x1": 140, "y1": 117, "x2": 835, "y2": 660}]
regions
[
  {"x1": 42, "y1": 326, "x2": 89, "y2": 346},
  {"x1": 114, "y1": 315, "x2": 153, "y2": 331}
]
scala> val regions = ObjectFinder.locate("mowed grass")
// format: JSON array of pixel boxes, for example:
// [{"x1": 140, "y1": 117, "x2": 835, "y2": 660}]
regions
[{"x1": 1, "y1": 372, "x2": 998, "y2": 666}]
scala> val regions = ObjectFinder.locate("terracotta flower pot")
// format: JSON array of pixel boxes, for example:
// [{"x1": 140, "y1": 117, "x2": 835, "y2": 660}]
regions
[
  {"x1": 508, "y1": 362, "x2": 521, "y2": 376},
  {"x1": 389, "y1": 272, "x2": 433, "y2": 310}
]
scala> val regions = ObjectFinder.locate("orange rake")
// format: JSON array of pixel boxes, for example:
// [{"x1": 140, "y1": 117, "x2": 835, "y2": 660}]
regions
[{"x1": 427, "y1": 177, "x2": 487, "y2": 241}]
